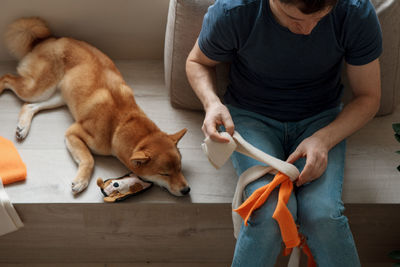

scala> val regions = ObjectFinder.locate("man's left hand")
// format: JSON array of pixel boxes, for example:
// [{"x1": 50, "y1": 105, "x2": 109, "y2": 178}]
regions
[{"x1": 286, "y1": 134, "x2": 330, "y2": 186}]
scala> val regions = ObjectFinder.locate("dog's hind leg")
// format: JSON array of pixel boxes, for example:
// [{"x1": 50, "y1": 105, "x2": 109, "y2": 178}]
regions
[
  {"x1": 16, "y1": 92, "x2": 65, "y2": 140},
  {"x1": 65, "y1": 123, "x2": 95, "y2": 194},
  {"x1": 0, "y1": 73, "x2": 58, "y2": 102}
]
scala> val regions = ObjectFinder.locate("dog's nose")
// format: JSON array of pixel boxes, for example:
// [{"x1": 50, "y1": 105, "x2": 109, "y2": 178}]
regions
[{"x1": 180, "y1": 186, "x2": 191, "y2": 195}]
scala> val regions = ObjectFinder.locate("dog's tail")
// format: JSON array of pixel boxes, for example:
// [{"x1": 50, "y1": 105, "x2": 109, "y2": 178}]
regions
[{"x1": 4, "y1": 17, "x2": 51, "y2": 59}]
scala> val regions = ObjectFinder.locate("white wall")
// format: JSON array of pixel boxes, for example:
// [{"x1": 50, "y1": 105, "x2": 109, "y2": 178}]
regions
[{"x1": 0, "y1": 0, "x2": 170, "y2": 60}]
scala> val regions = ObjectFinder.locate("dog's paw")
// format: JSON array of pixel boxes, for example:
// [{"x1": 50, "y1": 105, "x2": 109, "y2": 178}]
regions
[
  {"x1": 15, "y1": 125, "x2": 28, "y2": 140},
  {"x1": 71, "y1": 180, "x2": 89, "y2": 194}
]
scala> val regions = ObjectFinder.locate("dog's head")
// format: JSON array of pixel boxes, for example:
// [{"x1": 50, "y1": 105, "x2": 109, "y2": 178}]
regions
[{"x1": 129, "y1": 128, "x2": 189, "y2": 196}]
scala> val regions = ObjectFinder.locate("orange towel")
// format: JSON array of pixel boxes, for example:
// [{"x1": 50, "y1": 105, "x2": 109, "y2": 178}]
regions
[
  {"x1": 0, "y1": 136, "x2": 27, "y2": 185},
  {"x1": 234, "y1": 172, "x2": 316, "y2": 267}
]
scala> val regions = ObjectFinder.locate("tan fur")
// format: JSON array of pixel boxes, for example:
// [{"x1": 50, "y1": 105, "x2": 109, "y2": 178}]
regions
[
  {"x1": 0, "y1": 17, "x2": 189, "y2": 196},
  {"x1": 5, "y1": 17, "x2": 51, "y2": 59}
]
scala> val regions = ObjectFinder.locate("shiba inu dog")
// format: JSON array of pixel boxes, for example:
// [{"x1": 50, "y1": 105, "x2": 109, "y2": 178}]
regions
[{"x1": 0, "y1": 17, "x2": 190, "y2": 196}]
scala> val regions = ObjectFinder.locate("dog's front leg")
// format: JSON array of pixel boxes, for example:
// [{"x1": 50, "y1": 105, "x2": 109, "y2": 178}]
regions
[{"x1": 65, "y1": 123, "x2": 94, "y2": 194}]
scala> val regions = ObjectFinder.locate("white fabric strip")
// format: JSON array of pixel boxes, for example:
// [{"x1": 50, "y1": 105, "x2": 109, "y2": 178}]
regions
[
  {"x1": 0, "y1": 178, "x2": 24, "y2": 236},
  {"x1": 202, "y1": 131, "x2": 299, "y2": 180},
  {"x1": 202, "y1": 131, "x2": 300, "y2": 236}
]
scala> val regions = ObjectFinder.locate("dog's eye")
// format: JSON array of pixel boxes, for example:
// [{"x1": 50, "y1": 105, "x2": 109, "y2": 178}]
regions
[{"x1": 159, "y1": 173, "x2": 170, "y2": 177}]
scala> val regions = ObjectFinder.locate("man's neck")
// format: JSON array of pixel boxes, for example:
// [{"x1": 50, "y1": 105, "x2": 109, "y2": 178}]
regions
[{"x1": 269, "y1": 0, "x2": 288, "y2": 28}]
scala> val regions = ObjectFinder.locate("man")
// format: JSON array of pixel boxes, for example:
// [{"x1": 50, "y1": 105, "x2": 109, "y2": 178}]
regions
[{"x1": 186, "y1": 0, "x2": 382, "y2": 266}]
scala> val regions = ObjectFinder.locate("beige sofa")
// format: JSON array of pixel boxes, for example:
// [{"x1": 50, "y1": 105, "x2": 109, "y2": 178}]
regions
[
  {"x1": 164, "y1": 0, "x2": 400, "y2": 264},
  {"x1": 164, "y1": 0, "x2": 400, "y2": 205}
]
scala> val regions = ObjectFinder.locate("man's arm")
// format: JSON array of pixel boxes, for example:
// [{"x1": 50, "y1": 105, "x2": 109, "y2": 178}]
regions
[
  {"x1": 186, "y1": 39, "x2": 235, "y2": 143},
  {"x1": 287, "y1": 58, "x2": 381, "y2": 186}
]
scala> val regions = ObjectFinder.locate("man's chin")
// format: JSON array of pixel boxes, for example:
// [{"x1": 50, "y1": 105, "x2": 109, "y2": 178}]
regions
[{"x1": 289, "y1": 29, "x2": 311, "y2": 35}]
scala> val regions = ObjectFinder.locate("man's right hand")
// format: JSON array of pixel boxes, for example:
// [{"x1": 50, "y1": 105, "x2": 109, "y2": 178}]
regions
[{"x1": 202, "y1": 102, "x2": 235, "y2": 143}]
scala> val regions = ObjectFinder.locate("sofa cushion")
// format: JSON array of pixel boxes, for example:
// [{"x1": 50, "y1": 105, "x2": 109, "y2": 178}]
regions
[
  {"x1": 165, "y1": 0, "x2": 400, "y2": 116},
  {"x1": 164, "y1": 0, "x2": 228, "y2": 110}
]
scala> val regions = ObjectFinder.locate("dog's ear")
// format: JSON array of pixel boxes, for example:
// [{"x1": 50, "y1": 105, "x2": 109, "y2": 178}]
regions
[
  {"x1": 169, "y1": 128, "x2": 187, "y2": 145},
  {"x1": 96, "y1": 178, "x2": 105, "y2": 188},
  {"x1": 130, "y1": 151, "x2": 150, "y2": 167}
]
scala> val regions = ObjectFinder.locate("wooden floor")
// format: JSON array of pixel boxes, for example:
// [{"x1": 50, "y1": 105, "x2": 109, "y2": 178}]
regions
[{"x1": 0, "y1": 203, "x2": 398, "y2": 265}]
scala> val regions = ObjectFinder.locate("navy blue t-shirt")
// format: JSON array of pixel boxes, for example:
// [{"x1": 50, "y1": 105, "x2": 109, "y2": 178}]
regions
[{"x1": 198, "y1": 0, "x2": 382, "y2": 121}]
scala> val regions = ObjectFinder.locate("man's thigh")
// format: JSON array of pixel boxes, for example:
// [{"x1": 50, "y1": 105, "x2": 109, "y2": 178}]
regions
[
  {"x1": 294, "y1": 140, "x2": 346, "y2": 203},
  {"x1": 227, "y1": 105, "x2": 286, "y2": 177},
  {"x1": 288, "y1": 107, "x2": 346, "y2": 221}
]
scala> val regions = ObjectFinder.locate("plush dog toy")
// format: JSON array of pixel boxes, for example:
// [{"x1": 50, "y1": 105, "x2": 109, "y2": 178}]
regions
[{"x1": 97, "y1": 173, "x2": 153, "y2": 202}]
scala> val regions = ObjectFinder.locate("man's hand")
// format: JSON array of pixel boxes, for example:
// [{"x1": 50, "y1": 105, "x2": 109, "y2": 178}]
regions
[
  {"x1": 202, "y1": 102, "x2": 235, "y2": 143},
  {"x1": 286, "y1": 134, "x2": 330, "y2": 186}
]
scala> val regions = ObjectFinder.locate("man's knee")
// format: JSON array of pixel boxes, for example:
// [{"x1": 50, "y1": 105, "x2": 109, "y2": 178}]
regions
[
  {"x1": 243, "y1": 174, "x2": 297, "y2": 226},
  {"x1": 298, "y1": 198, "x2": 347, "y2": 237},
  {"x1": 243, "y1": 173, "x2": 274, "y2": 197}
]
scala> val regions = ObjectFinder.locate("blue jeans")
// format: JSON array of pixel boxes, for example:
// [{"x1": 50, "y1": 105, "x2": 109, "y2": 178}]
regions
[{"x1": 228, "y1": 105, "x2": 360, "y2": 267}]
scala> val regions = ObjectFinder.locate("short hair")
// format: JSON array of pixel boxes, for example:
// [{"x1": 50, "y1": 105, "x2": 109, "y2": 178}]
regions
[{"x1": 279, "y1": 0, "x2": 339, "y2": 14}]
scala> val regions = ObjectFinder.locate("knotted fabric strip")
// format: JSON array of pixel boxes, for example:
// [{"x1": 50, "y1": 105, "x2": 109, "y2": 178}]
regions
[{"x1": 202, "y1": 131, "x2": 316, "y2": 267}]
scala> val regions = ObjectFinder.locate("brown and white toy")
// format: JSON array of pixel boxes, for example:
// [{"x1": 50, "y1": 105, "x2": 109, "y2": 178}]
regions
[{"x1": 97, "y1": 173, "x2": 153, "y2": 202}]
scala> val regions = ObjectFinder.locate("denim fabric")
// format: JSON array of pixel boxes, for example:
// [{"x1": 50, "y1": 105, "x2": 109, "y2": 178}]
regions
[{"x1": 228, "y1": 104, "x2": 360, "y2": 267}]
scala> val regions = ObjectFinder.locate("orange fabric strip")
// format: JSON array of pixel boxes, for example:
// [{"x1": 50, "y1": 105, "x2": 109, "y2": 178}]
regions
[
  {"x1": 302, "y1": 243, "x2": 317, "y2": 267},
  {"x1": 233, "y1": 171, "x2": 317, "y2": 266},
  {"x1": 284, "y1": 245, "x2": 317, "y2": 267},
  {"x1": 283, "y1": 247, "x2": 292, "y2": 257},
  {"x1": 0, "y1": 136, "x2": 27, "y2": 185},
  {"x1": 272, "y1": 178, "x2": 300, "y2": 248},
  {"x1": 234, "y1": 172, "x2": 299, "y2": 248},
  {"x1": 234, "y1": 172, "x2": 287, "y2": 226}
]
